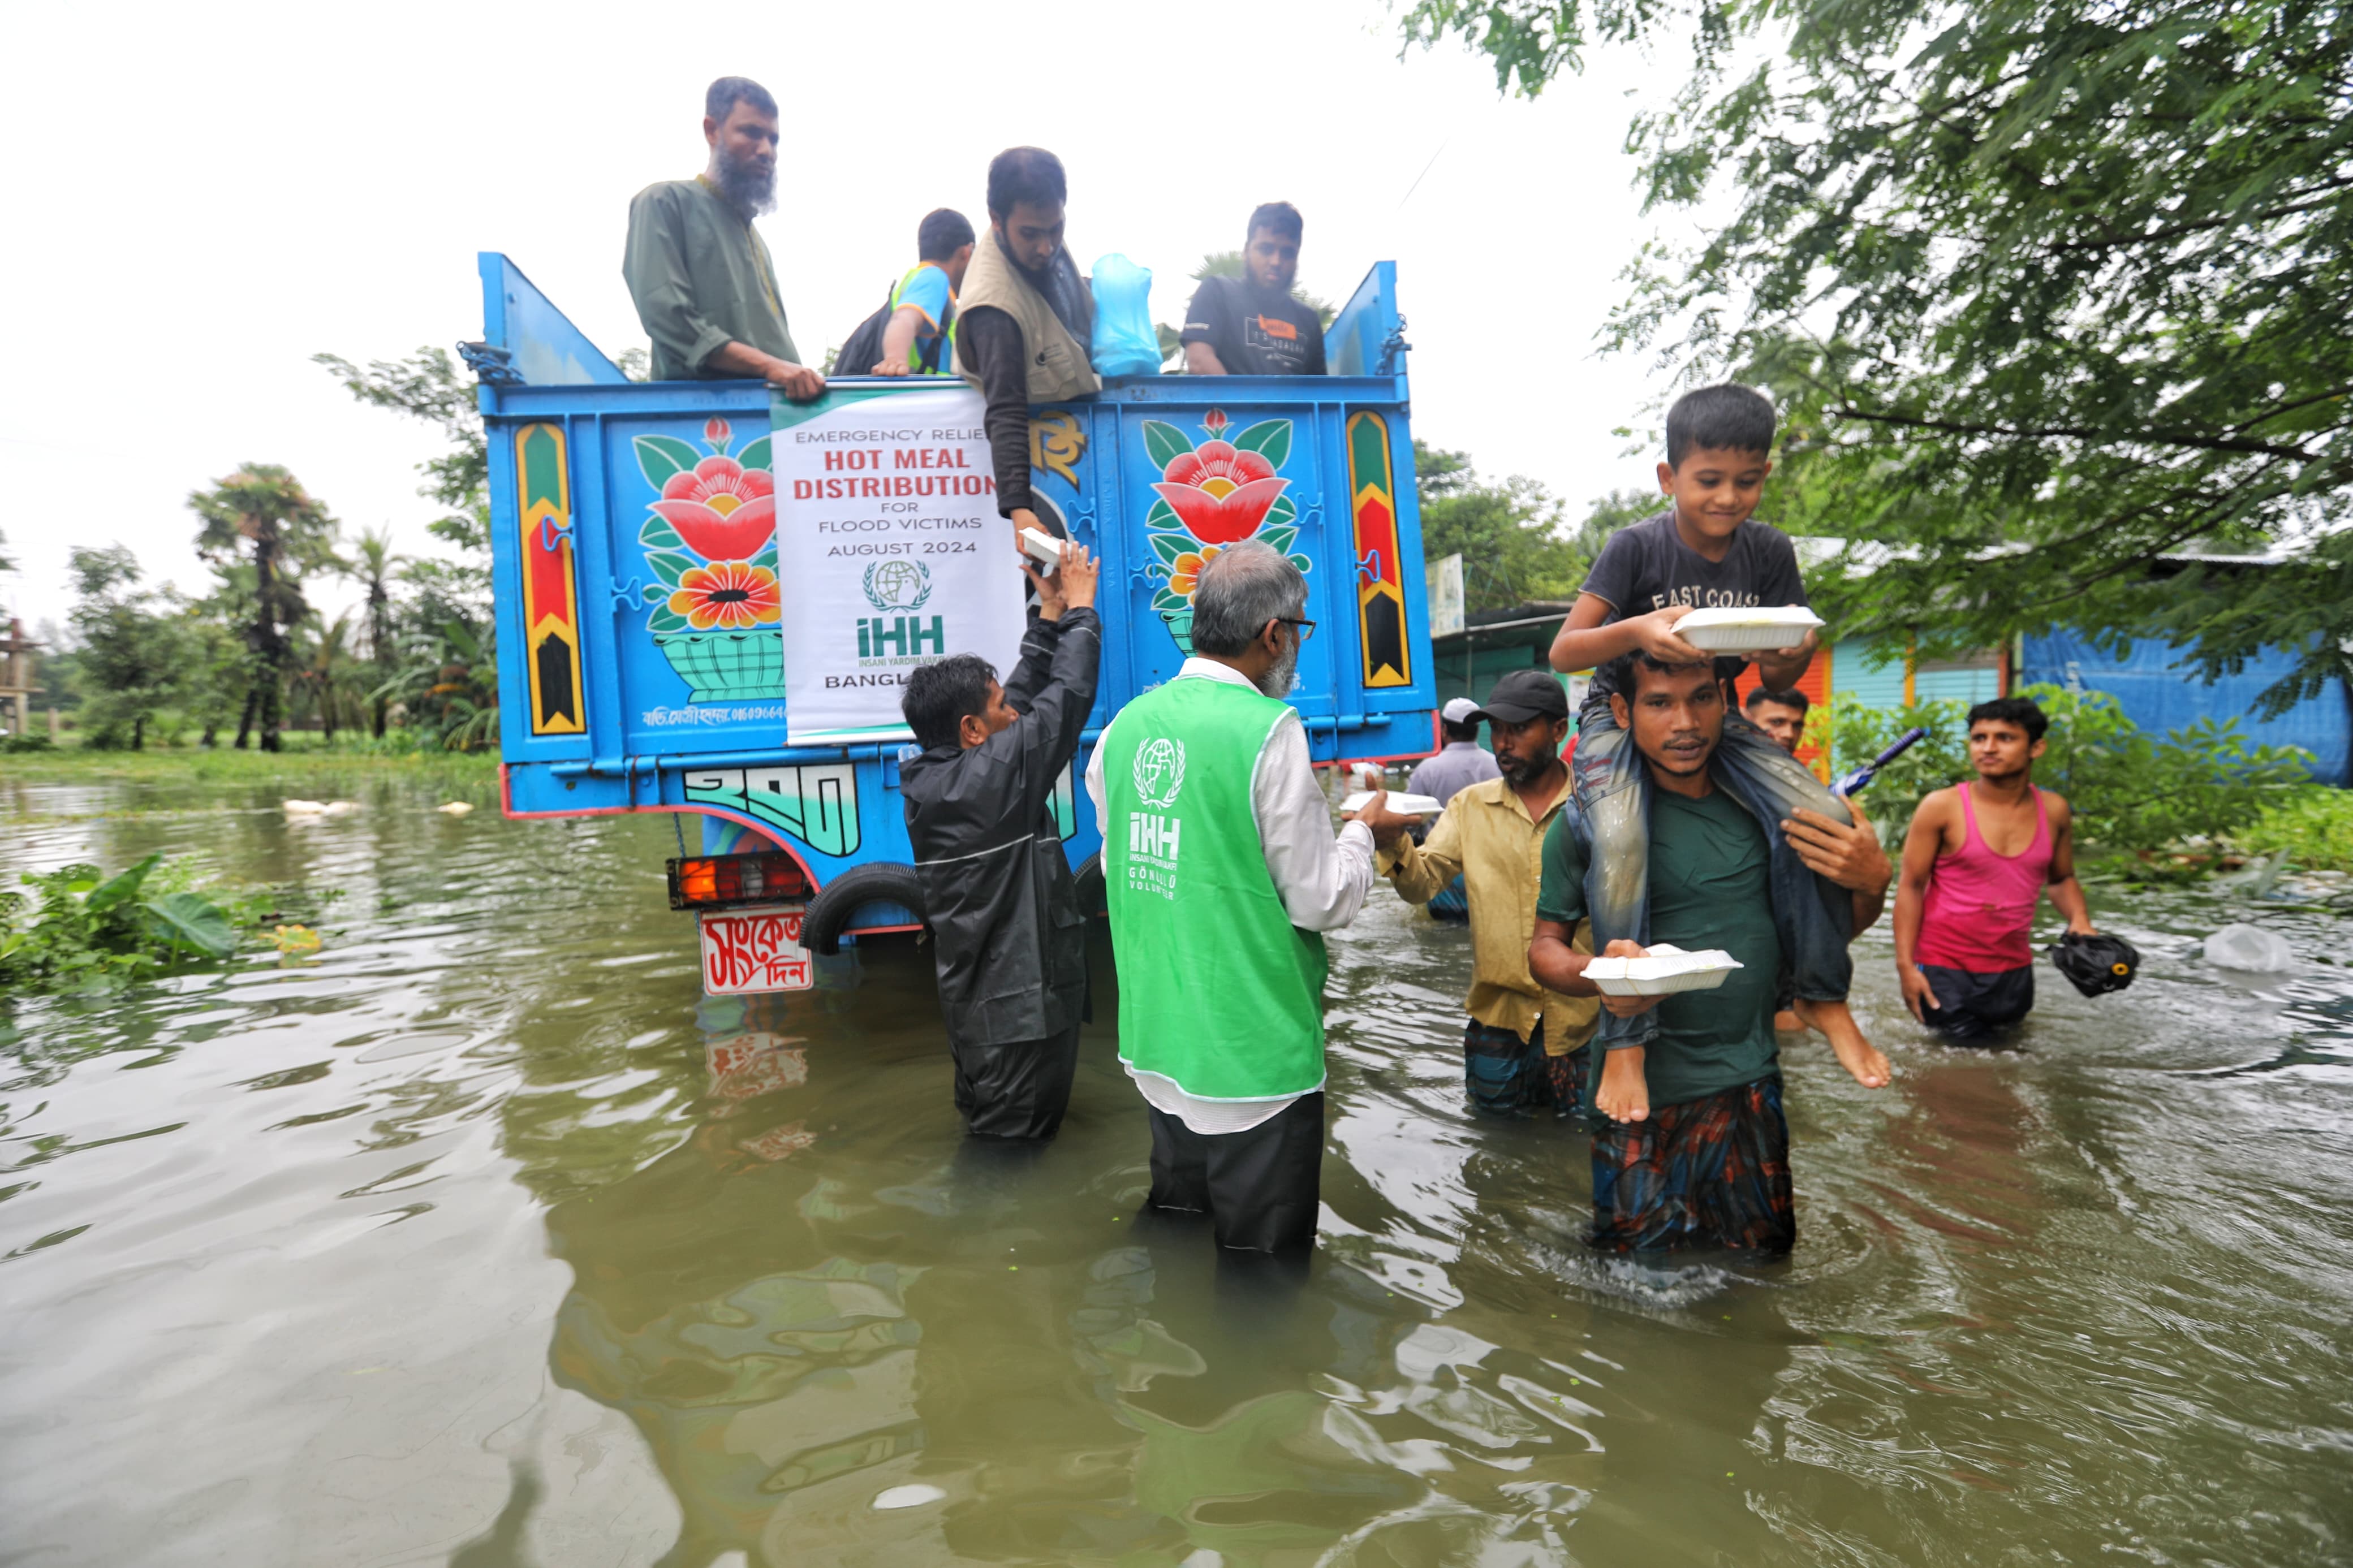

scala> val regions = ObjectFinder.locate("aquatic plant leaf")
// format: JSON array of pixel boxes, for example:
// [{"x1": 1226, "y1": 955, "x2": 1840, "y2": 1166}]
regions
[
  {"x1": 141, "y1": 893, "x2": 237, "y2": 958},
  {"x1": 85, "y1": 853, "x2": 163, "y2": 914}
]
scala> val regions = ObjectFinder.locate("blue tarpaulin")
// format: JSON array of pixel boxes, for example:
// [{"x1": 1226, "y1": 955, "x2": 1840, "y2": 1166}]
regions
[{"x1": 2020, "y1": 630, "x2": 2350, "y2": 784}]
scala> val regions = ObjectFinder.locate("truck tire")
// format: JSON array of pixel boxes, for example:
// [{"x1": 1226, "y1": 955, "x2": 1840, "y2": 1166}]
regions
[
  {"x1": 803, "y1": 862, "x2": 928, "y2": 956},
  {"x1": 1073, "y1": 852, "x2": 1107, "y2": 919}
]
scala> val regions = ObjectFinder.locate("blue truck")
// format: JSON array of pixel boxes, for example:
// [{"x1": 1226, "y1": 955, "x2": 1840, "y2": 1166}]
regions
[{"x1": 475, "y1": 252, "x2": 1437, "y2": 992}]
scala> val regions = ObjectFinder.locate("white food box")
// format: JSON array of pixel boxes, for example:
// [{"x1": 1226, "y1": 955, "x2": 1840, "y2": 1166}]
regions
[
  {"x1": 1342, "y1": 790, "x2": 1445, "y2": 817},
  {"x1": 1582, "y1": 943, "x2": 1744, "y2": 996},
  {"x1": 1019, "y1": 526, "x2": 1063, "y2": 565},
  {"x1": 1674, "y1": 605, "x2": 1825, "y2": 653}
]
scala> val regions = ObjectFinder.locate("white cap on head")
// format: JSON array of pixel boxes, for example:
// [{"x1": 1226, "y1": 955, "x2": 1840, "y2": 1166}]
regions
[{"x1": 1441, "y1": 697, "x2": 1480, "y2": 724}]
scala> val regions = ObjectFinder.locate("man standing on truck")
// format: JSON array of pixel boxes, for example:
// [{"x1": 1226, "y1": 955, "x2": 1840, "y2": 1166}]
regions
[
  {"x1": 955, "y1": 147, "x2": 1101, "y2": 551},
  {"x1": 1086, "y1": 542, "x2": 1376, "y2": 1255},
  {"x1": 868, "y1": 209, "x2": 976, "y2": 376},
  {"x1": 1181, "y1": 203, "x2": 1328, "y2": 377},
  {"x1": 898, "y1": 545, "x2": 1102, "y2": 1140},
  {"x1": 622, "y1": 76, "x2": 825, "y2": 399}
]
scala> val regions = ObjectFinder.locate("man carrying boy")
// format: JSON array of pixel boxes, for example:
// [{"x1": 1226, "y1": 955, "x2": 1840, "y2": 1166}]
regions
[
  {"x1": 1893, "y1": 696, "x2": 2098, "y2": 1041},
  {"x1": 899, "y1": 545, "x2": 1101, "y2": 1139},
  {"x1": 1547, "y1": 383, "x2": 1887, "y2": 1068},
  {"x1": 1356, "y1": 671, "x2": 1597, "y2": 1117},
  {"x1": 1528, "y1": 653, "x2": 1890, "y2": 1252}
]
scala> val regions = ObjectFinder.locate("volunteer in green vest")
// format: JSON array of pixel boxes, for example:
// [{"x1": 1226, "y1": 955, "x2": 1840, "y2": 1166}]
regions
[
  {"x1": 869, "y1": 208, "x2": 975, "y2": 376},
  {"x1": 955, "y1": 146, "x2": 1101, "y2": 552},
  {"x1": 1083, "y1": 542, "x2": 1377, "y2": 1255},
  {"x1": 622, "y1": 76, "x2": 824, "y2": 399}
]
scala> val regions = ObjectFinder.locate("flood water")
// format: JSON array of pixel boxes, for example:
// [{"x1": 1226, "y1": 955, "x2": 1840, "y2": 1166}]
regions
[{"x1": 4, "y1": 766, "x2": 2351, "y2": 1567}]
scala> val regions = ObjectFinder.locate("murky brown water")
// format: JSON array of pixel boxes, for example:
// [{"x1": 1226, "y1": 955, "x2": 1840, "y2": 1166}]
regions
[{"x1": 5, "y1": 766, "x2": 2351, "y2": 1566}]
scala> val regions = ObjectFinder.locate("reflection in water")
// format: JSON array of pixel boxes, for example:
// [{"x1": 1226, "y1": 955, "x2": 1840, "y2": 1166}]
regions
[{"x1": 2, "y1": 772, "x2": 2351, "y2": 1565}]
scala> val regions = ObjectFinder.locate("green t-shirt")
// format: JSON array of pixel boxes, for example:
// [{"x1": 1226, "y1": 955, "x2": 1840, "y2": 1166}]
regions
[{"x1": 1536, "y1": 784, "x2": 1781, "y2": 1106}]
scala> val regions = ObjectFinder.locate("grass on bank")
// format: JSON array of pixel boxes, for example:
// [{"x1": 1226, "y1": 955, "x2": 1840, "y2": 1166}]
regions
[
  {"x1": 2233, "y1": 785, "x2": 2353, "y2": 873},
  {"x1": 0, "y1": 734, "x2": 499, "y2": 790}
]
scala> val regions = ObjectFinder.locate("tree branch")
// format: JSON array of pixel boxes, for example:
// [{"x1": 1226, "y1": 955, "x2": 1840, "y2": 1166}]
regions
[{"x1": 1828, "y1": 405, "x2": 2316, "y2": 460}]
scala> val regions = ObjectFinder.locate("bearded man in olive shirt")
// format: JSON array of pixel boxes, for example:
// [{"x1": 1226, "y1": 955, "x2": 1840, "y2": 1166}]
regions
[{"x1": 622, "y1": 76, "x2": 824, "y2": 399}]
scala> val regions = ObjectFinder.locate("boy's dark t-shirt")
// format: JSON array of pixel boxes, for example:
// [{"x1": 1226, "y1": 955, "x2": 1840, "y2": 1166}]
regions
[
  {"x1": 1180, "y1": 275, "x2": 1327, "y2": 376},
  {"x1": 1537, "y1": 784, "x2": 1781, "y2": 1107},
  {"x1": 1583, "y1": 509, "x2": 1808, "y2": 700}
]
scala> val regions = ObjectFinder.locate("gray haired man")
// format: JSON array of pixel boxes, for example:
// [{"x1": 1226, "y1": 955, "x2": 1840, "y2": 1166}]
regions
[{"x1": 1084, "y1": 542, "x2": 1375, "y2": 1255}]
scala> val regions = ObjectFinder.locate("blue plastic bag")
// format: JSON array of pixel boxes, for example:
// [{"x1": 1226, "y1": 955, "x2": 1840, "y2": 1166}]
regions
[{"x1": 1089, "y1": 253, "x2": 1162, "y2": 378}]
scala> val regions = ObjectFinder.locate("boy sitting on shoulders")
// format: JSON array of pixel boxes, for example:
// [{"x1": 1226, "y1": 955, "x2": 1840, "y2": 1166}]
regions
[
  {"x1": 1529, "y1": 652, "x2": 1889, "y2": 1254},
  {"x1": 1894, "y1": 696, "x2": 2098, "y2": 1042}
]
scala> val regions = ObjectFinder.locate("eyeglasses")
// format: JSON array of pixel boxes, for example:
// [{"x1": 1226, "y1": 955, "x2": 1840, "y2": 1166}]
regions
[{"x1": 1276, "y1": 617, "x2": 1317, "y2": 642}]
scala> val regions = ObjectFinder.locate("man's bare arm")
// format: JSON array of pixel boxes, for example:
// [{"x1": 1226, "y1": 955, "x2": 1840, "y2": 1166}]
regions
[
  {"x1": 705, "y1": 340, "x2": 824, "y2": 399},
  {"x1": 1528, "y1": 918, "x2": 1599, "y2": 996},
  {"x1": 2045, "y1": 796, "x2": 2097, "y2": 933},
  {"x1": 873, "y1": 304, "x2": 930, "y2": 376},
  {"x1": 1184, "y1": 342, "x2": 1227, "y2": 375},
  {"x1": 1893, "y1": 791, "x2": 1952, "y2": 1020}
]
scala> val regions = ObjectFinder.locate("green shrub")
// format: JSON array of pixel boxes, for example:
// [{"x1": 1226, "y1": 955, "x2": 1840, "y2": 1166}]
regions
[
  {"x1": 0, "y1": 853, "x2": 281, "y2": 994},
  {"x1": 1818, "y1": 685, "x2": 2313, "y2": 855},
  {"x1": 2233, "y1": 785, "x2": 2353, "y2": 872}
]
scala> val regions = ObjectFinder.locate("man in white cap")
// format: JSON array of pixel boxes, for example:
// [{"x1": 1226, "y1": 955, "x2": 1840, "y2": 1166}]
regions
[
  {"x1": 1356, "y1": 671, "x2": 1597, "y2": 1117},
  {"x1": 1411, "y1": 697, "x2": 1503, "y2": 806}
]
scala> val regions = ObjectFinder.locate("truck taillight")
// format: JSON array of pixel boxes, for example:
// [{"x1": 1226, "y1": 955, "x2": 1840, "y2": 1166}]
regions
[{"x1": 666, "y1": 852, "x2": 812, "y2": 910}]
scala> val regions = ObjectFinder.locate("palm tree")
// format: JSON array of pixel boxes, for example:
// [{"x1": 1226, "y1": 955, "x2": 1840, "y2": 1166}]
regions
[
  {"x1": 350, "y1": 525, "x2": 402, "y2": 738},
  {"x1": 189, "y1": 465, "x2": 341, "y2": 751},
  {"x1": 286, "y1": 612, "x2": 368, "y2": 744}
]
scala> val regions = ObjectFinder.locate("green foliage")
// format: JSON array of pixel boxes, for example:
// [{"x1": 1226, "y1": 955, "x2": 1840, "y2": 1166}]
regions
[
  {"x1": 2232, "y1": 785, "x2": 2353, "y2": 872},
  {"x1": 312, "y1": 347, "x2": 487, "y2": 511},
  {"x1": 66, "y1": 546, "x2": 192, "y2": 749},
  {"x1": 0, "y1": 853, "x2": 271, "y2": 993},
  {"x1": 1825, "y1": 684, "x2": 2314, "y2": 856},
  {"x1": 189, "y1": 464, "x2": 342, "y2": 752},
  {"x1": 1405, "y1": 0, "x2": 2353, "y2": 716},
  {"x1": 1415, "y1": 441, "x2": 1589, "y2": 610}
]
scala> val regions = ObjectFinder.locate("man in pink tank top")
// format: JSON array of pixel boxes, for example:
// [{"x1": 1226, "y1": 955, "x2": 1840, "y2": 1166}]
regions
[{"x1": 1893, "y1": 697, "x2": 2100, "y2": 1040}]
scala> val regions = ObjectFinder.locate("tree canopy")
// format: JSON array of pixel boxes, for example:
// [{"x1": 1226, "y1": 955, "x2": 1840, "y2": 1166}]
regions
[{"x1": 1404, "y1": 0, "x2": 2353, "y2": 712}]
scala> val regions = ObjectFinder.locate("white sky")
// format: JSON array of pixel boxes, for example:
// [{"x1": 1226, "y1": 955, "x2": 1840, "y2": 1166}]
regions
[{"x1": 0, "y1": 0, "x2": 1706, "y2": 633}]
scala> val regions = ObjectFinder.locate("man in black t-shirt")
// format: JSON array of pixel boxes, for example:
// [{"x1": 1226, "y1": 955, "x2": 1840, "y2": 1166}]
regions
[{"x1": 1180, "y1": 202, "x2": 1328, "y2": 377}]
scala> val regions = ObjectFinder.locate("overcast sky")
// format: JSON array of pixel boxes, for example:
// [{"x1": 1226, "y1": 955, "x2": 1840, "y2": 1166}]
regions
[{"x1": 0, "y1": 0, "x2": 1708, "y2": 633}]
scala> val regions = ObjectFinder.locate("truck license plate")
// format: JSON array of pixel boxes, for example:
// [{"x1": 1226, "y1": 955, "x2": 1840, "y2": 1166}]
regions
[{"x1": 697, "y1": 903, "x2": 813, "y2": 995}]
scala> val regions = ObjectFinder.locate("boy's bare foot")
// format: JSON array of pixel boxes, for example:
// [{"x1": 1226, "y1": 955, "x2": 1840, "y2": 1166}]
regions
[
  {"x1": 1597, "y1": 1047, "x2": 1651, "y2": 1123},
  {"x1": 1795, "y1": 997, "x2": 1891, "y2": 1088}
]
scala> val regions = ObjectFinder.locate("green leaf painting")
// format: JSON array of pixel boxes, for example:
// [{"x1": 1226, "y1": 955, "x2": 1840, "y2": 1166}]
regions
[
  {"x1": 1149, "y1": 533, "x2": 1192, "y2": 567},
  {"x1": 1232, "y1": 419, "x2": 1291, "y2": 470},
  {"x1": 735, "y1": 434, "x2": 772, "y2": 472},
  {"x1": 644, "y1": 551, "x2": 697, "y2": 590},
  {"x1": 648, "y1": 604, "x2": 689, "y2": 635},
  {"x1": 633, "y1": 435, "x2": 701, "y2": 489},
  {"x1": 1287, "y1": 554, "x2": 1313, "y2": 573},
  {"x1": 1264, "y1": 493, "x2": 1297, "y2": 529},
  {"x1": 1145, "y1": 498, "x2": 1181, "y2": 533},
  {"x1": 1257, "y1": 525, "x2": 1299, "y2": 555},
  {"x1": 1141, "y1": 421, "x2": 1195, "y2": 472},
  {"x1": 640, "y1": 515, "x2": 687, "y2": 552},
  {"x1": 1152, "y1": 590, "x2": 1188, "y2": 612}
]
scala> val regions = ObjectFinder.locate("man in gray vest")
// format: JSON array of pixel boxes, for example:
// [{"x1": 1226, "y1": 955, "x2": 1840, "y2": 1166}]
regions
[
  {"x1": 955, "y1": 147, "x2": 1102, "y2": 553},
  {"x1": 622, "y1": 77, "x2": 824, "y2": 398}
]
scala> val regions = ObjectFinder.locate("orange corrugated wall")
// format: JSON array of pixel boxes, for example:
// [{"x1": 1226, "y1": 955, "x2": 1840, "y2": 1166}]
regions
[{"x1": 1732, "y1": 645, "x2": 1833, "y2": 783}]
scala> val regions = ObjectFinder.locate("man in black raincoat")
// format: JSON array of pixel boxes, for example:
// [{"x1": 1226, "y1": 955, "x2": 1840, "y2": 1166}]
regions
[{"x1": 899, "y1": 545, "x2": 1101, "y2": 1139}]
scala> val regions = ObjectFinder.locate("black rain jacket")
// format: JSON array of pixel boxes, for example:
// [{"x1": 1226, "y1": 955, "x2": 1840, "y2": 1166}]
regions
[{"x1": 900, "y1": 607, "x2": 1101, "y2": 1048}]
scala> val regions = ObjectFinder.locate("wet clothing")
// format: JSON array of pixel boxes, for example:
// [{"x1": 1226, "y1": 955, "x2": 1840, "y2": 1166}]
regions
[
  {"x1": 1408, "y1": 740, "x2": 1500, "y2": 806},
  {"x1": 1146, "y1": 1092, "x2": 1326, "y2": 1253},
  {"x1": 1916, "y1": 962, "x2": 2035, "y2": 1042},
  {"x1": 951, "y1": 1026, "x2": 1081, "y2": 1138},
  {"x1": 900, "y1": 608, "x2": 1100, "y2": 1061},
  {"x1": 1591, "y1": 1073, "x2": 1794, "y2": 1254},
  {"x1": 1539, "y1": 783, "x2": 1783, "y2": 1111},
  {"x1": 956, "y1": 232, "x2": 1098, "y2": 519},
  {"x1": 1582, "y1": 511, "x2": 1808, "y2": 702},
  {"x1": 1179, "y1": 275, "x2": 1328, "y2": 377},
  {"x1": 622, "y1": 176, "x2": 801, "y2": 380},
  {"x1": 1087, "y1": 657, "x2": 1374, "y2": 1136},
  {"x1": 1463, "y1": 1018, "x2": 1591, "y2": 1118},
  {"x1": 1915, "y1": 783, "x2": 2054, "y2": 972},
  {"x1": 1378, "y1": 774, "x2": 1598, "y2": 1052}
]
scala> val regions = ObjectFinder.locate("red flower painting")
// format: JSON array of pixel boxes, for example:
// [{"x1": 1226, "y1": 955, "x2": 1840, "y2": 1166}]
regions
[
  {"x1": 650, "y1": 456, "x2": 777, "y2": 560},
  {"x1": 1150, "y1": 439, "x2": 1290, "y2": 545}
]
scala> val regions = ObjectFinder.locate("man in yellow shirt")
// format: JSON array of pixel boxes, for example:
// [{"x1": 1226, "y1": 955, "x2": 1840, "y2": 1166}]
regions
[{"x1": 1354, "y1": 671, "x2": 1597, "y2": 1116}]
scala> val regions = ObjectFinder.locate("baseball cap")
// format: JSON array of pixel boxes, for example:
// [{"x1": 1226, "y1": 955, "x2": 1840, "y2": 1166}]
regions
[
  {"x1": 1469, "y1": 669, "x2": 1569, "y2": 726},
  {"x1": 1440, "y1": 697, "x2": 1480, "y2": 724}
]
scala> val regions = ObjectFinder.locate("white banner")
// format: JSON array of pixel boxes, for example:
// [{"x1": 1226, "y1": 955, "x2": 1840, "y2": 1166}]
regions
[{"x1": 772, "y1": 386, "x2": 1025, "y2": 743}]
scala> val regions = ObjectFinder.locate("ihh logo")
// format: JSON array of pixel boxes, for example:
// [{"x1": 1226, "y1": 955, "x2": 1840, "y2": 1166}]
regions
[{"x1": 857, "y1": 616, "x2": 945, "y2": 658}]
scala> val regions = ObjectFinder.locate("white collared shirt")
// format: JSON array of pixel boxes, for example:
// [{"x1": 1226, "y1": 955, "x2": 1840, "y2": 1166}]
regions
[{"x1": 1084, "y1": 656, "x2": 1376, "y2": 1133}]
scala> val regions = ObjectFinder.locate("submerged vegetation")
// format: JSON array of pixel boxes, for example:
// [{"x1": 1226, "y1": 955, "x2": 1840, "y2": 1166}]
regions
[{"x1": 0, "y1": 853, "x2": 324, "y2": 995}]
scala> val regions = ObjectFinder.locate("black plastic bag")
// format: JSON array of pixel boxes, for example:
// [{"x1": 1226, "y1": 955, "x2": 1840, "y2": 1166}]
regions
[{"x1": 2048, "y1": 931, "x2": 2140, "y2": 997}]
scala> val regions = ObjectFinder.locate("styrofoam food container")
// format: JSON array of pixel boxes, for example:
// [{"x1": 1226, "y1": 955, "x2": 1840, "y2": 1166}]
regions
[
  {"x1": 1583, "y1": 943, "x2": 1744, "y2": 996},
  {"x1": 1674, "y1": 605, "x2": 1824, "y2": 652},
  {"x1": 1019, "y1": 526, "x2": 1063, "y2": 565},
  {"x1": 1343, "y1": 790, "x2": 1444, "y2": 817}
]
